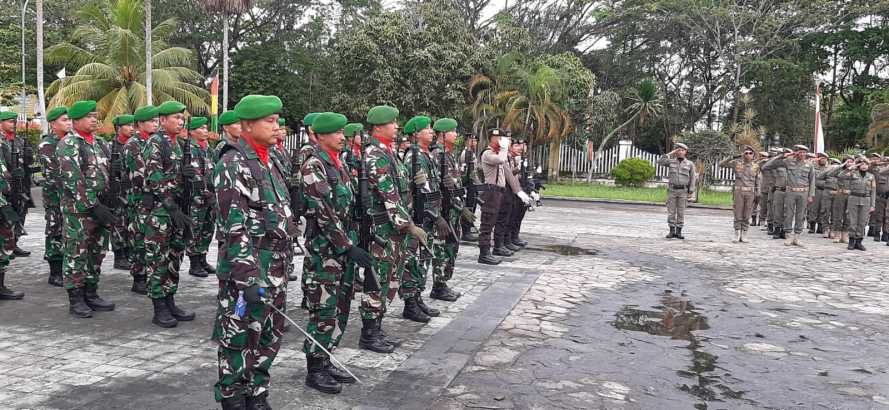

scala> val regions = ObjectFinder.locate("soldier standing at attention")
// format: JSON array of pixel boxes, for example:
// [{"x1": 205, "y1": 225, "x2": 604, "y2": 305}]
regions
[
  {"x1": 110, "y1": 115, "x2": 135, "y2": 271},
  {"x1": 458, "y1": 134, "x2": 480, "y2": 241},
  {"x1": 820, "y1": 158, "x2": 841, "y2": 239},
  {"x1": 809, "y1": 153, "x2": 830, "y2": 234},
  {"x1": 142, "y1": 100, "x2": 196, "y2": 328},
  {"x1": 126, "y1": 105, "x2": 159, "y2": 295},
  {"x1": 38, "y1": 106, "x2": 70, "y2": 287},
  {"x1": 213, "y1": 111, "x2": 240, "y2": 164},
  {"x1": 477, "y1": 129, "x2": 510, "y2": 264},
  {"x1": 719, "y1": 145, "x2": 760, "y2": 242},
  {"x1": 300, "y1": 112, "x2": 321, "y2": 161},
  {"x1": 829, "y1": 155, "x2": 855, "y2": 244},
  {"x1": 842, "y1": 157, "x2": 876, "y2": 250},
  {"x1": 429, "y1": 118, "x2": 468, "y2": 302},
  {"x1": 358, "y1": 105, "x2": 427, "y2": 353},
  {"x1": 0, "y1": 112, "x2": 30, "y2": 257},
  {"x1": 505, "y1": 139, "x2": 534, "y2": 250},
  {"x1": 212, "y1": 95, "x2": 297, "y2": 409},
  {"x1": 763, "y1": 145, "x2": 815, "y2": 246},
  {"x1": 57, "y1": 100, "x2": 115, "y2": 317},
  {"x1": 868, "y1": 154, "x2": 889, "y2": 241},
  {"x1": 0, "y1": 115, "x2": 23, "y2": 300},
  {"x1": 185, "y1": 117, "x2": 216, "y2": 278},
  {"x1": 300, "y1": 112, "x2": 369, "y2": 394},
  {"x1": 769, "y1": 148, "x2": 790, "y2": 239},
  {"x1": 758, "y1": 151, "x2": 773, "y2": 232},
  {"x1": 658, "y1": 142, "x2": 696, "y2": 240}
]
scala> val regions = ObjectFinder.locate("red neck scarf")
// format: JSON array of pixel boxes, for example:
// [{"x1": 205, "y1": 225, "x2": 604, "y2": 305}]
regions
[
  {"x1": 4, "y1": 131, "x2": 14, "y2": 141},
  {"x1": 76, "y1": 129, "x2": 95, "y2": 144},
  {"x1": 198, "y1": 139, "x2": 208, "y2": 150},
  {"x1": 444, "y1": 141, "x2": 455, "y2": 152},
  {"x1": 117, "y1": 133, "x2": 129, "y2": 144},
  {"x1": 54, "y1": 129, "x2": 66, "y2": 139},
  {"x1": 374, "y1": 134, "x2": 393, "y2": 152},
  {"x1": 243, "y1": 134, "x2": 269, "y2": 165},
  {"x1": 489, "y1": 143, "x2": 500, "y2": 154},
  {"x1": 324, "y1": 148, "x2": 343, "y2": 169},
  {"x1": 139, "y1": 130, "x2": 151, "y2": 141},
  {"x1": 420, "y1": 143, "x2": 430, "y2": 153}
]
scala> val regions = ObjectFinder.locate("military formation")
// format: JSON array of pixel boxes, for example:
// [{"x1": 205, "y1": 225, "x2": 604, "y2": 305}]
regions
[{"x1": 0, "y1": 94, "x2": 543, "y2": 409}]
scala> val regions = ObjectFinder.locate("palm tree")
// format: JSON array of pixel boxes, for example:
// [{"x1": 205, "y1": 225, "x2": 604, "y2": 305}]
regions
[
  {"x1": 587, "y1": 79, "x2": 663, "y2": 182},
  {"x1": 199, "y1": 0, "x2": 253, "y2": 111},
  {"x1": 46, "y1": 0, "x2": 208, "y2": 128}
]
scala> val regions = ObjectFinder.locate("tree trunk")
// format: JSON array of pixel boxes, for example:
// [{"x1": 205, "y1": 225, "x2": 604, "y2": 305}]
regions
[
  {"x1": 222, "y1": 16, "x2": 229, "y2": 111},
  {"x1": 547, "y1": 137, "x2": 560, "y2": 182},
  {"x1": 36, "y1": 0, "x2": 45, "y2": 133},
  {"x1": 145, "y1": 0, "x2": 152, "y2": 105},
  {"x1": 586, "y1": 112, "x2": 637, "y2": 182}
]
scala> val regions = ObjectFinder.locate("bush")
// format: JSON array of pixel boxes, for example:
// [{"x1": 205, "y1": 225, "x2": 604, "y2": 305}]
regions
[{"x1": 611, "y1": 158, "x2": 655, "y2": 187}]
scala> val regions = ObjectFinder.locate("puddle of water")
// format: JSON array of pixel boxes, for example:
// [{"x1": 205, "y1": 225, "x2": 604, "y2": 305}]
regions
[{"x1": 524, "y1": 244, "x2": 598, "y2": 256}]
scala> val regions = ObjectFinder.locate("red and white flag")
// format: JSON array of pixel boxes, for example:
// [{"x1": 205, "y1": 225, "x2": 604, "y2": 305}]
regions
[{"x1": 814, "y1": 83, "x2": 825, "y2": 153}]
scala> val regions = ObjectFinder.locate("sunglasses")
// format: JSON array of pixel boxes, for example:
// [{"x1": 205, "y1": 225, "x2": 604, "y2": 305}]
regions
[{"x1": 744, "y1": 151, "x2": 754, "y2": 155}]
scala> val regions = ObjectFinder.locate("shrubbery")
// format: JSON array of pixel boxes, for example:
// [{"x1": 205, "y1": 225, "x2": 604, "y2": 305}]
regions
[{"x1": 611, "y1": 158, "x2": 655, "y2": 187}]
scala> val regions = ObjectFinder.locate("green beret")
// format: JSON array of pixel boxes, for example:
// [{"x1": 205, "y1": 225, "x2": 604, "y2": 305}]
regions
[
  {"x1": 234, "y1": 95, "x2": 282, "y2": 120},
  {"x1": 403, "y1": 118, "x2": 416, "y2": 135},
  {"x1": 134, "y1": 105, "x2": 159, "y2": 122},
  {"x1": 188, "y1": 116, "x2": 208, "y2": 130},
  {"x1": 46, "y1": 106, "x2": 68, "y2": 122},
  {"x1": 344, "y1": 123, "x2": 364, "y2": 138},
  {"x1": 312, "y1": 112, "x2": 348, "y2": 134},
  {"x1": 433, "y1": 118, "x2": 458, "y2": 133},
  {"x1": 409, "y1": 116, "x2": 431, "y2": 132},
  {"x1": 278, "y1": 118, "x2": 286, "y2": 126},
  {"x1": 219, "y1": 111, "x2": 239, "y2": 125},
  {"x1": 367, "y1": 105, "x2": 399, "y2": 125},
  {"x1": 303, "y1": 112, "x2": 320, "y2": 127},
  {"x1": 69, "y1": 100, "x2": 97, "y2": 120},
  {"x1": 157, "y1": 101, "x2": 186, "y2": 116},
  {"x1": 0, "y1": 111, "x2": 16, "y2": 121},
  {"x1": 113, "y1": 115, "x2": 135, "y2": 126}
]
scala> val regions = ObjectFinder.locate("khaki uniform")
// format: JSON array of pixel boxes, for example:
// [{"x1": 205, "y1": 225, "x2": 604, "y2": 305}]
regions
[
  {"x1": 828, "y1": 166, "x2": 852, "y2": 232},
  {"x1": 808, "y1": 162, "x2": 829, "y2": 229},
  {"x1": 767, "y1": 163, "x2": 788, "y2": 232},
  {"x1": 657, "y1": 154, "x2": 696, "y2": 229},
  {"x1": 871, "y1": 166, "x2": 889, "y2": 238},
  {"x1": 763, "y1": 156, "x2": 815, "y2": 235},
  {"x1": 759, "y1": 161, "x2": 773, "y2": 228},
  {"x1": 719, "y1": 157, "x2": 760, "y2": 232},
  {"x1": 817, "y1": 166, "x2": 838, "y2": 229},
  {"x1": 845, "y1": 171, "x2": 876, "y2": 240}
]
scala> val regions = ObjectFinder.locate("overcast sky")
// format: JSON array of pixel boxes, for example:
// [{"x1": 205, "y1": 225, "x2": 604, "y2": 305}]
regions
[{"x1": 382, "y1": 0, "x2": 510, "y2": 21}]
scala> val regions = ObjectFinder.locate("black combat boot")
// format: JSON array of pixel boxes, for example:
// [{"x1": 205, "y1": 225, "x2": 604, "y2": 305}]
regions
[
  {"x1": 665, "y1": 226, "x2": 675, "y2": 239},
  {"x1": 324, "y1": 359, "x2": 357, "y2": 384},
  {"x1": 359, "y1": 319, "x2": 395, "y2": 353},
  {"x1": 0, "y1": 270, "x2": 24, "y2": 300},
  {"x1": 512, "y1": 234, "x2": 528, "y2": 247},
  {"x1": 84, "y1": 284, "x2": 115, "y2": 311},
  {"x1": 305, "y1": 356, "x2": 342, "y2": 394},
  {"x1": 816, "y1": 223, "x2": 824, "y2": 234},
  {"x1": 477, "y1": 247, "x2": 501, "y2": 265},
  {"x1": 67, "y1": 288, "x2": 92, "y2": 318},
  {"x1": 402, "y1": 298, "x2": 431, "y2": 323},
  {"x1": 766, "y1": 223, "x2": 774, "y2": 235},
  {"x1": 505, "y1": 242, "x2": 521, "y2": 252},
  {"x1": 867, "y1": 226, "x2": 876, "y2": 237},
  {"x1": 847, "y1": 237, "x2": 855, "y2": 250},
  {"x1": 188, "y1": 255, "x2": 208, "y2": 277},
  {"x1": 113, "y1": 250, "x2": 132, "y2": 270},
  {"x1": 882, "y1": 232, "x2": 889, "y2": 242},
  {"x1": 855, "y1": 238, "x2": 867, "y2": 251},
  {"x1": 492, "y1": 238, "x2": 514, "y2": 257},
  {"x1": 772, "y1": 228, "x2": 784, "y2": 239},
  {"x1": 201, "y1": 254, "x2": 216, "y2": 274},
  {"x1": 12, "y1": 246, "x2": 30, "y2": 257},
  {"x1": 376, "y1": 317, "x2": 402, "y2": 347},
  {"x1": 751, "y1": 215, "x2": 759, "y2": 226},
  {"x1": 245, "y1": 391, "x2": 272, "y2": 410},
  {"x1": 48, "y1": 259, "x2": 64, "y2": 287},
  {"x1": 674, "y1": 227, "x2": 685, "y2": 240},
  {"x1": 220, "y1": 395, "x2": 247, "y2": 410},
  {"x1": 430, "y1": 283, "x2": 461, "y2": 302},
  {"x1": 165, "y1": 294, "x2": 195, "y2": 321},
  {"x1": 873, "y1": 228, "x2": 882, "y2": 242},
  {"x1": 461, "y1": 231, "x2": 478, "y2": 242},
  {"x1": 416, "y1": 295, "x2": 440, "y2": 317},
  {"x1": 131, "y1": 275, "x2": 148, "y2": 295},
  {"x1": 807, "y1": 222, "x2": 816, "y2": 234},
  {"x1": 151, "y1": 297, "x2": 178, "y2": 328}
]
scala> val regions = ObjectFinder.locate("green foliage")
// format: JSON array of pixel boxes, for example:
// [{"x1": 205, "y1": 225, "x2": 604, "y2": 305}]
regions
[
  {"x1": 543, "y1": 183, "x2": 733, "y2": 207},
  {"x1": 611, "y1": 157, "x2": 655, "y2": 187}
]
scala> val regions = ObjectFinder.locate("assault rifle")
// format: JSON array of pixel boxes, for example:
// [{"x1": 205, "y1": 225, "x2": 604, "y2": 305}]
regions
[
  {"x1": 437, "y1": 140, "x2": 460, "y2": 244},
  {"x1": 108, "y1": 126, "x2": 125, "y2": 208},
  {"x1": 179, "y1": 137, "x2": 194, "y2": 239},
  {"x1": 290, "y1": 122, "x2": 307, "y2": 223},
  {"x1": 356, "y1": 134, "x2": 382, "y2": 292},
  {"x1": 9, "y1": 116, "x2": 25, "y2": 217}
]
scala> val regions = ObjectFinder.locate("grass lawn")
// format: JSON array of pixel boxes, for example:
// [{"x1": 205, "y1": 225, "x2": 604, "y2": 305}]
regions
[{"x1": 543, "y1": 183, "x2": 734, "y2": 207}]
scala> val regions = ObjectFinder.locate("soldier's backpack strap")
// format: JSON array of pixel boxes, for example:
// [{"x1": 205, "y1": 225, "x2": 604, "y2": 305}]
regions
[
  {"x1": 157, "y1": 134, "x2": 173, "y2": 171},
  {"x1": 78, "y1": 138, "x2": 91, "y2": 175}
]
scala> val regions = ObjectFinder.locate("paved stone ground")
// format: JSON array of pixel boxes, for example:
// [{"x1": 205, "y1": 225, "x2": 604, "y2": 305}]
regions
[{"x1": 1, "y1": 189, "x2": 888, "y2": 409}]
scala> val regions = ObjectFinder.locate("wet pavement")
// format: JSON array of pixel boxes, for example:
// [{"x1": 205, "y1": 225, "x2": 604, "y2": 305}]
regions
[{"x1": 1, "y1": 191, "x2": 888, "y2": 409}]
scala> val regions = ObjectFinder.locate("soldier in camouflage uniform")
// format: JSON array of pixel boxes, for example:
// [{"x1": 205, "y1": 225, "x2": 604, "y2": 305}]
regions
[
  {"x1": 142, "y1": 101, "x2": 196, "y2": 328},
  {"x1": 0, "y1": 112, "x2": 30, "y2": 257},
  {"x1": 358, "y1": 106, "x2": 428, "y2": 353},
  {"x1": 184, "y1": 117, "x2": 217, "y2": 278},
  {"x1": 300, "y1": 112, "x2": 370, "y2": 394},
  {"x1": 213, "y1": 111, "x2": 241, "y2": 164},
  {"x1": 110, "y1": 115, "x2": 135, "y2": 271},
  {"x1": 38, "y1": 106, "x2": 71, "y2": 287},
  {"x1": 0, "y1": 111, "x2": 24, "y2": 300},
  {"x1": 56, "y1": 101, "x2": 115, "y2": 317},
  {"x1": 212, "y1": 95, "x2": 297, "y2": 409},
  {"x1": 458, "y1": 134, "x2": 480, "y2": 241},
  {"x1": 271, "y1": 117, "x2": 299, "y2": 283},
  {"x1": 429, "y1": 118, "x2": 469, "y2": 302},
  {"x1": 126, "y1": 105, "x2": 159, "y2": 294}
]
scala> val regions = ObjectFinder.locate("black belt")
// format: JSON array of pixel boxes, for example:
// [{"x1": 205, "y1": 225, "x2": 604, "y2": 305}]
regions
[
  {"x1": 671, "y1": 184, "x2": 687, "y2": 190},
  {"x1": 773, "y1": 187, "x2": 786, "y2": 192},
  {"x1": 371, "y1": 212, "x2": 390, "y2": 225},
  {"x1": 421, "y1": 191, "x2": 442, "y2": 202},
  {"x1": 256, "y1": 236, "x2": 291, "y2": 251},
  {"x1": 851, "y1": 192, "x2": 871, "y2": 198},
  {"x1": 478, "y1": 184, "x2": 505, "y2": 193}
]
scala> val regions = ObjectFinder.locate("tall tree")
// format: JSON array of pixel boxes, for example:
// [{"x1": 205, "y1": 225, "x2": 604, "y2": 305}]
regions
[
  {"x1": 36, "y1": 0, "x2": 45, "y2": 131},
  {"x1": 198, "y1": 0, "x2": 253, "y2": 111},
  {"x1": 145, "y1": 0, "x2": 152, "y2": 104}
]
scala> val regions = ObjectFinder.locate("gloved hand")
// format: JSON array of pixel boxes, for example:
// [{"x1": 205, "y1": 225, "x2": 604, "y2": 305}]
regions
[
  {"x1": 0, "y1": 205, "x2": 20, "y2": 225},
  {"x1": 347, "y1": 246, "x2": 373, "y2": 269},
  {"x1": 499, "y1": 137, "x2": 510, "y2": 149},
  {"x1": 90, "y1": 203, "x2": 114, "y2": 227},
  {"x1": 243, "y1": 284, "x2": 265, "y2": 307},
  {"x1": 530, "y1": 192, "x2": 541, "y2": 202},
  {"x1": 414, "y1": 170, "x2": 428, "y2": 186},
  {"x1": 168, "y1": 207, "x2": 189, "y2": 231},
  {"x1": 460, "y1": 207, "x2": 476, "y2": 224},
  {"x1": 516, "y1": 191, "x2": 531, "y2": 205},
  {"x1": 405, "y1": 223, "x2": 428, "y2": 249},
  {"x1": 181, "y1": 165, "x2": 196, "y2": 179}
]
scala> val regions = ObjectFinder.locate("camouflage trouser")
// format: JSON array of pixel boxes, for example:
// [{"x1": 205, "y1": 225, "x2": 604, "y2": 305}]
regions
[
  {"x1": 213, "y1": 281, "x2": 286, "y2": 401},
  {"x1": 43, "y1": 205, "x2": 64, "y2": 262},
  {"x1": 302, "y1": 249, "x2": 353, "y2": 359},
  {"x1": 127, "y1": 205, "x2": 147, "y2": 278},
  {"x1": 143, "y1": 211, "x2": 187, "y2": 299},
  {"x1": 432, "y1": 209, "x2": 461, "y2": 286},
  {"x1": 0, "y1": 219, "x2": 14, "y2": 269},
  {"x1": 819, "y1": 191, "x2": 834, "y2": 227},
  {"x1": 400, "y1": 217, "x2": 438, "y2": 300},
  {"x1": 359, "y1": 223, "x2": 408, "y2": 320},
  {"x1": 62, "y1": 212, "x2": 110, "y2": 289},
  {"x1": 831, "y1": 193, "x2": 849, "y2": 231},
  {"x1": 110, "y1": 205, "x2": 128, "y2": 253},
  {"x1": 187, "y1": 201, "x2": 216, "y2": 257}
]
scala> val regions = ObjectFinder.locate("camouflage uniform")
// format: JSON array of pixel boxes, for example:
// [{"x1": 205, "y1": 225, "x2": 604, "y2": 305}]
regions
[
  {"x1": 1, "y1": 134, "x2": 29, "y2": 247},
  {"x1": 359, "y1": 135, "x2": 413, "y2": 320},
  {"x1": 57, "y1": 132, "x2": 111, "y2": 289},
  {"x1": 0, "y1": 151, "x2": 15, "y2": 274},
  {"x1": 142, "y1": 131, "x2": 188, "y2": 299},
  {"x1": 212, "y1": 140, "x2": 296, "y2": 401},
  {"x1": 38, "y1": 132, "x2": 65, "y2": 263},
  {"x1": 431, "y1": 145, "x2": 462, "y2": 288},
  {"x1": 401, "y1": 144, "x2": 442, "y2": 300},
  {"x1": 109, "y1": 137, "x2": 130, "y2": 258},
  {"x1": 125, "y1": 133, "x2": 151, "y2": 284},
  {"x1": 185, "y1": 140, "x2": 216, "y2": 260}
]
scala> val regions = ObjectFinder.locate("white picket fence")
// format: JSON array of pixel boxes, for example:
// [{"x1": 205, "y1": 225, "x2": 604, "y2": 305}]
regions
[{"x1": 532, "y1": 140, "x2": 736, "y2": 183}]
